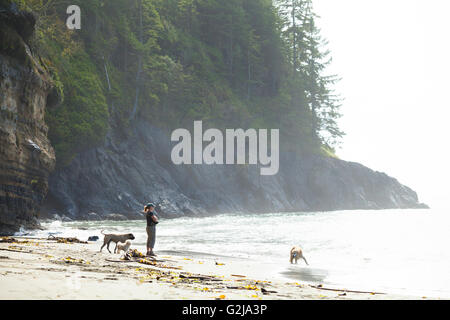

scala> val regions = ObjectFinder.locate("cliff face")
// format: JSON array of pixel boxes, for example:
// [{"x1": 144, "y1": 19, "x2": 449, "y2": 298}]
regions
[
  {"x1": 42, "y1": 121, "x2": 426, "y2": 221},
  {"x1": 0, "y1": 4, "x2": 56, "y2": 234},
  {"x1": 0, "y1": 4, "x2": 426, "y2": 232}
]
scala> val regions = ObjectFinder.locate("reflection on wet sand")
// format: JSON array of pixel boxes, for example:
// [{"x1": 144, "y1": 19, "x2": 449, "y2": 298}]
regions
[{"x1": 280, "y1": 265, "x2": 329, "y2": 283}]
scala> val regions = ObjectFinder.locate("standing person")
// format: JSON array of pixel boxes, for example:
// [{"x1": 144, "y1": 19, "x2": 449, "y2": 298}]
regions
[{"x1": 142, "y1": 203, "x2": 159, "y2": 256}]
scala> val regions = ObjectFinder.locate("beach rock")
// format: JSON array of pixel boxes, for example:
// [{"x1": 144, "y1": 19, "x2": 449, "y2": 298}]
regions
[
  {"x1": 0, "y1": 3, "x2": 56, "y2": 235},
  {"x1": 42, "y1": 121, "x2": 427, "y2": 221},
  {"x1": 87, "y1": 236, "x2": 99, "y2": 242}
]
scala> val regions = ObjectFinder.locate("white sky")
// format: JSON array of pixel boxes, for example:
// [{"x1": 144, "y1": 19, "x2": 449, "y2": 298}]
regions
[{"x1": 313, "y1": 0, "x2": 450, "y2": 209}]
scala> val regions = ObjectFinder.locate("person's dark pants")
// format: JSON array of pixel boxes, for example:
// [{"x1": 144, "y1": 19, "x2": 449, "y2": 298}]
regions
[{"x1": 146, "y1": 225, "x2": 156, "y2": 250}]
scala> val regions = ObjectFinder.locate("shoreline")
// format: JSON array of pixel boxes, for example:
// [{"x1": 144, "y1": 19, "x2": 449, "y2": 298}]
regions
[
  {"x1": 0, "y1": 236, "x2": 431, "y2": 300},
  {"x1": 38, "y1": 207, "x2": 432, "y2": 223}
]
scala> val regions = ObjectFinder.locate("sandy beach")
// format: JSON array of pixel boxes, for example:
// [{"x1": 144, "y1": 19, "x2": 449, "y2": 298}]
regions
[{"x1": 0, "y1": 236, "x2": 430, "y2": 300}]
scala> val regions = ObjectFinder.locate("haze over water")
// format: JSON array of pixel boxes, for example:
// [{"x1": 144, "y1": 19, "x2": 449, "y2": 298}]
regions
[
  {"x1": 30, "y1": 209, "x2": 450, "y2": 299},
  {"x1": 313, "y1": 0, "x2": 450, "y2": 209}
]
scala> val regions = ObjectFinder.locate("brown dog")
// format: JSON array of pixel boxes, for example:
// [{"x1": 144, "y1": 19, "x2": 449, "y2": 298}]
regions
[
  {"x1": 290, "y1": 246, "x2": 309, "y2": 265},
  {"x1": 100, "y1": 230, "x2": 135, "y2": 253}
]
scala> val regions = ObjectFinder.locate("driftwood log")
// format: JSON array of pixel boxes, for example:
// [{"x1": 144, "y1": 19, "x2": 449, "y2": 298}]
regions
[{"x1": 47, "y1": 235, "x2": 88, "y2": 244}]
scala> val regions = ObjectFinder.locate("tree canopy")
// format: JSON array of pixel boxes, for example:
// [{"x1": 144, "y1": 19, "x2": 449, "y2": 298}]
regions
[{"x1": 12, "y1": 0, "x2": 344, "y2": 165}]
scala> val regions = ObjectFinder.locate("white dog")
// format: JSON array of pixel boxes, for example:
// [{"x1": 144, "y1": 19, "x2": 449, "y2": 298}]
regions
[{"x1": 116, "y1": 240, "x2": 132, "y2": 254}]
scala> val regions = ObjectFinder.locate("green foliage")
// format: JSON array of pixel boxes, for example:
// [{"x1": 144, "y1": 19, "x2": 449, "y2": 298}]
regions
[
  {"x1": 45, "y1": 51, "x2": 108, "y2": 166},
  {"x1": 278, "y1": 0, "x2": 344, "y2": 149},
  {"x1": 13, "y1": 0, "x2": 344, "y2": 166}
]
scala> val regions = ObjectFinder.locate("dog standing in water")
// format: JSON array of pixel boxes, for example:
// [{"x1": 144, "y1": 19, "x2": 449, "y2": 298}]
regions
[{"x1": 290, "y1": 246, "x2": 309, "y2": 265}]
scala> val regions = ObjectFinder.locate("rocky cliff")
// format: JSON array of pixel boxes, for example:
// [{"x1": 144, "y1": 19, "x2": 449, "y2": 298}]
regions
[
  {"x1": 0, "y1": 4, "x2": 56, "y2": 234},
  {"x1": 0, "y1": 3, "x2": 427, "y2": 234},
  {"x1": 41, "y1": 121, "x2": 426, "y2": 222}
]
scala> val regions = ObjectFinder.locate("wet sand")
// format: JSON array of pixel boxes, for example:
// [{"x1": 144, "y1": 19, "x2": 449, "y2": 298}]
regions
[{"x1": 0, "y1": 236, "x2": 429, "y2": 300}]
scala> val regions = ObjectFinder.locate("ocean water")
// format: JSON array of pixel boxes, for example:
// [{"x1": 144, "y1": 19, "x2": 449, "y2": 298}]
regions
[{"x1": 24, "y1": 209, "x2": 450, "y2": 298}]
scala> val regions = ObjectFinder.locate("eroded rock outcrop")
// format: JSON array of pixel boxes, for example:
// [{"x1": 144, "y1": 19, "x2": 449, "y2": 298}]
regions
[
  {"x1": 42, "y1": 122, "x2": 427, "y2": 221},
  {"x1": 0, "y1": 3, "x2": 56, "y2": 234}
]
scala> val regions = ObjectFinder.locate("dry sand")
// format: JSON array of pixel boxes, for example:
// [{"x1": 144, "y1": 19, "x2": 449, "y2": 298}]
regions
[{"x1": 0, "y1": 236, "x2": 428, "y2": 300}]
